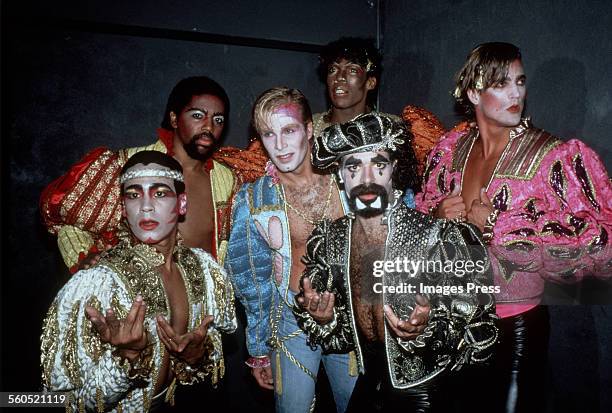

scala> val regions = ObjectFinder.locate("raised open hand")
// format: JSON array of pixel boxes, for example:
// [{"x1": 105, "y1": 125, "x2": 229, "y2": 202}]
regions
[{"x1": 85, "y1": 294, "x2": 148, "y2": 361}]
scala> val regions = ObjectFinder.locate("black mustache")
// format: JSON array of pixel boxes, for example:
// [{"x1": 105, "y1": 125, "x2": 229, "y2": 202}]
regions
[
  {"x1": 191, "y1": 131, "x2": 215, "y2": 142},
  {"x1": 349, "y1": 184, "x2": 387, "y2": 198}
]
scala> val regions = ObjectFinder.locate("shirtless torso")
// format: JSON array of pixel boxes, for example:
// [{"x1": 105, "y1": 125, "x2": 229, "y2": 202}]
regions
[
  {"x1": 461, "y1": 136, "x2": 507, "y2": 210},
  {"x1": 179, "y1": 167, "x2": 215, "y2": 252},
  {"x1": 349, "y1": 221, "x2": 387, "y2": 342},
  {"x1": 283, "y1": 173, "x2": 344, "y2": 292}
]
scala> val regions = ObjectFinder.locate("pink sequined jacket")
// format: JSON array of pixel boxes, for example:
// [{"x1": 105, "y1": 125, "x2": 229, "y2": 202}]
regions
[{"x1": 416, "y1": 119, "x2": 612, "y2": 317}]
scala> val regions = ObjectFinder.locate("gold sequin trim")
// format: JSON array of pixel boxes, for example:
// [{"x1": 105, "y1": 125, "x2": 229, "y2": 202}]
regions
[
  {"x1": 62, "y1": 301, "x2": 82, "y2": 387},
  {"x1": 40, "y1": 300, "x2": 59, "y2": 387},
  {"x1": 247, "y1": 184, "x2": 283, "y2": 214},
  {"x1": 110, "y1": 290, "x2": 128, "y2": 320},
  {"x1": 494, "y1": 128, "x2": 561, "y2": 180},
  {"x1": 82, "y1": 296, "x2": 103, "y2": 363},
  {"x1": 96, "y1": 387, "x2": 104, "y2": 413},
  {"x1": 451, "y1": 129, "x2": 478, "y2": 172},
  {"x1": 209, "y1": 263, "x2": 234, "y2": 328}
]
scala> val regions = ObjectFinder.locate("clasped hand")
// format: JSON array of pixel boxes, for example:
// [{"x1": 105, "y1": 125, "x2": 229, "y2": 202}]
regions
[
  {"x1": 435, "y1": 186, "x2": 493, "y2": 231},
  {"x1": 296, "y1": 277, "x2": 335, "y2": 324},
  {"x1": 383, "y1": 294, "x2": 431, "y2": 340}
]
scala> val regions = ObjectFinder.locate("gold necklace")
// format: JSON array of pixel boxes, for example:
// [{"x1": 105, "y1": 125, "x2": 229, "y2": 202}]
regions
[{"x1": 281, "y1": 175, "x2": 335, "y2": 225}]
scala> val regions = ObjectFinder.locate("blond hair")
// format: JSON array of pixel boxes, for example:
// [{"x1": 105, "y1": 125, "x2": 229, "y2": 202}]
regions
[{"x1": 252, "y1": 87, "x2": 312, "y2": 135}]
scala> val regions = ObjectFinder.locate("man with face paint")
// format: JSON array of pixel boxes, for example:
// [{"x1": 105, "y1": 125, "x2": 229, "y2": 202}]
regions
[
  {"x1": 294, "y1": 113, "x2": 497, "y2": 412},
  {"x1": 313, "y1": 38, "x2": 384, "y2": 137},
  {"x1": 313, "y1": 37, "x2": 448, "y2": 208},
  {"x1": 416, "y1": 42, "x2": 612, "y2": 412},
  {"x1": 41, "y1": 151, "x2": 237, "y2": 412},
  {"x1": 40, "y1": 76, "x2": 266, "y2": 273},
  {"x1": 225, "y1": 87, "x2": 358, "y2": 412}
]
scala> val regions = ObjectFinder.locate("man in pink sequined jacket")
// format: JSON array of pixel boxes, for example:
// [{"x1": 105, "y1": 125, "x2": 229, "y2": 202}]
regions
[{"x1": 416, "y1": 42, "x2": 611, "y2": 412}]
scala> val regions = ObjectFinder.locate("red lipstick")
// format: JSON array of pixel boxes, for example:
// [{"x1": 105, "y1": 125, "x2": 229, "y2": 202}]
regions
[
  {"x1": 276, "y1": 153, "x2": 294, "y2": 164},
  {"x1": 507, "y1": 105, "x2": 521, "y2": 113},
  {"x1": 139, "y1": 220, "x2": 159, "y2": 230}
]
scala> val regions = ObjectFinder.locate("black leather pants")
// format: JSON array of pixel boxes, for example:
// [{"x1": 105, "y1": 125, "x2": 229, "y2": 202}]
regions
[
  {"x1": 451, "y1": 305, "x2": 550, "y2": 413},
  {"x1": 346, "y1": 339, "x2": 450, "y2": 413}
]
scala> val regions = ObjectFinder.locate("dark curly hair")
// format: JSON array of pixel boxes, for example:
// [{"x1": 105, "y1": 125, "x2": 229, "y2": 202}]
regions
[{"x1": 319, "y1": 37, "x2": 382, "y2": 107}]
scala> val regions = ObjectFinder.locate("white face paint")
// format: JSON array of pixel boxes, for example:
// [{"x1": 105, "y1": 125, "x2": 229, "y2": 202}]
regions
[
  {"x1": 470, "y1": 59, "x2": 527, "y2": 129},
  {"x1": 340, "y1": 150, "x2": 394, "y2": 216},
  {"x1": 122, "y1": 163, "x2": 187, "y2": 245},
  {"x1": 259, "y1": 104, "x2": 312, "y2": 173}
]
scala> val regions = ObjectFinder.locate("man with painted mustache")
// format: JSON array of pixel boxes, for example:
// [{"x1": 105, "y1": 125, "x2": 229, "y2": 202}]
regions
[{"x1": 294, "y1": 112, "x2": 497, "y2": 412}]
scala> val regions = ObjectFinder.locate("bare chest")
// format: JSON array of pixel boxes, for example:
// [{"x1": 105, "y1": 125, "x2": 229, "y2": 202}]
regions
[
  {"x1": 180, "y1": 171, "x2": 214, "y2": 251},
  {"x1": 283, "y1": 180, "x2": 344, "y2": 291},
  {"x1": 349, "y1": 229, "x2": 386, "y2": 342},
  {"x1": 160, "y1": 265, "x2": 190, "y2": 334},
  {"x1": 156, "y1": 265, "x2": 189, "y2": 391},
  {"x1": 462, "y1": 144, "x2": 502, "y2": 209}
]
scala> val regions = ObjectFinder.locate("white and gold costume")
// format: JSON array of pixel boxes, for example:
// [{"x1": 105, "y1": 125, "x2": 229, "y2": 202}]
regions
[{"x1": 41, "y1": 241, "x2": 236, "y2": 412}]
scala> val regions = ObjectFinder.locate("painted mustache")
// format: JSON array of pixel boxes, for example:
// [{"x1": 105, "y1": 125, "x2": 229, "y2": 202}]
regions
[{"x1": 348, "y1": 184, "x2": 389, "y2": 216}]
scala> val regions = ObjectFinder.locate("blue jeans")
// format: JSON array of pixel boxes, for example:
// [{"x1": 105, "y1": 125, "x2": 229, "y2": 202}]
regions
[{"x1": 270, "y1": 294, "x2": 357, "y2": 413}]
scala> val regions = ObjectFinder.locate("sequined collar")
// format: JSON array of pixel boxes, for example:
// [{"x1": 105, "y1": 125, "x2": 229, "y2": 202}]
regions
[
  {"x1": 451, "y1": 117, "x2": 531, "y2": 174},
  {"x1": 99, "y1": 240, "x2": 204, "y2": 317}
]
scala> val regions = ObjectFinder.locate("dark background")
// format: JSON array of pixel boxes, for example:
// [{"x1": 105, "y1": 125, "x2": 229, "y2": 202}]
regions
[{"x1": 2, "y1": 1, "x2": 611, "y2": 412}]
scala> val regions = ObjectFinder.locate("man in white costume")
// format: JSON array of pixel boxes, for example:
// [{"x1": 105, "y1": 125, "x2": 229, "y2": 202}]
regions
[{"x1": 41, "y1": 150, "x2": 236, "y2": 412}]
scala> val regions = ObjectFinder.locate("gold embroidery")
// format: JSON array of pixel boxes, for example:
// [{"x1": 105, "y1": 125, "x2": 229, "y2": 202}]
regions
[
  {"x1": 110, "y1": 291, "x2": 128, "y2": 320},
  {"x1": 96, "y1": 387, "x2": 104, "y2": 413},
  {"x1": 143, "y1": 388, "x2": 150, "y2": 413},
  {"x1": 63, "y1": 151, "x2": 124, "y2": 234},
  {"x1": 41, "y1": 300, "x2": 59, "y2": 387},
  {"x1": 103, "y1": 243, "x2": 168, "y2": 317},
  {"x1": 495, "y1": 128, "x2": 561, "y2": 180},
  {"x1": 82, "y1": 296, "x2": 103, "y2": 363},
  {"x1": 566, "y1": 214, "x2": 589, "y2": 237},
  {"x1": 451, "y1": 129, "x2": 478, "y2": 172},
  {"x1": 63, "y1": 150, "x2": 114, "y2": 213},
  {"x1": 175, "y1": 246, "x2": 205, "y2": 307},
  {"x1": 247, "y1": 184, "x2": 283, "y2": 215},
  {"x1": 62, "y1": 301, "x2": 82, "y2": 387},
  {"x1": 452, "y1": 120, "x2": 562, "y2": 181},
  {"x1": 209, "y1": 263, "x2": 234, "y2": 328},
  {"x1": 540, "y1": 220, "x2": 574, "y2": 237}
]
